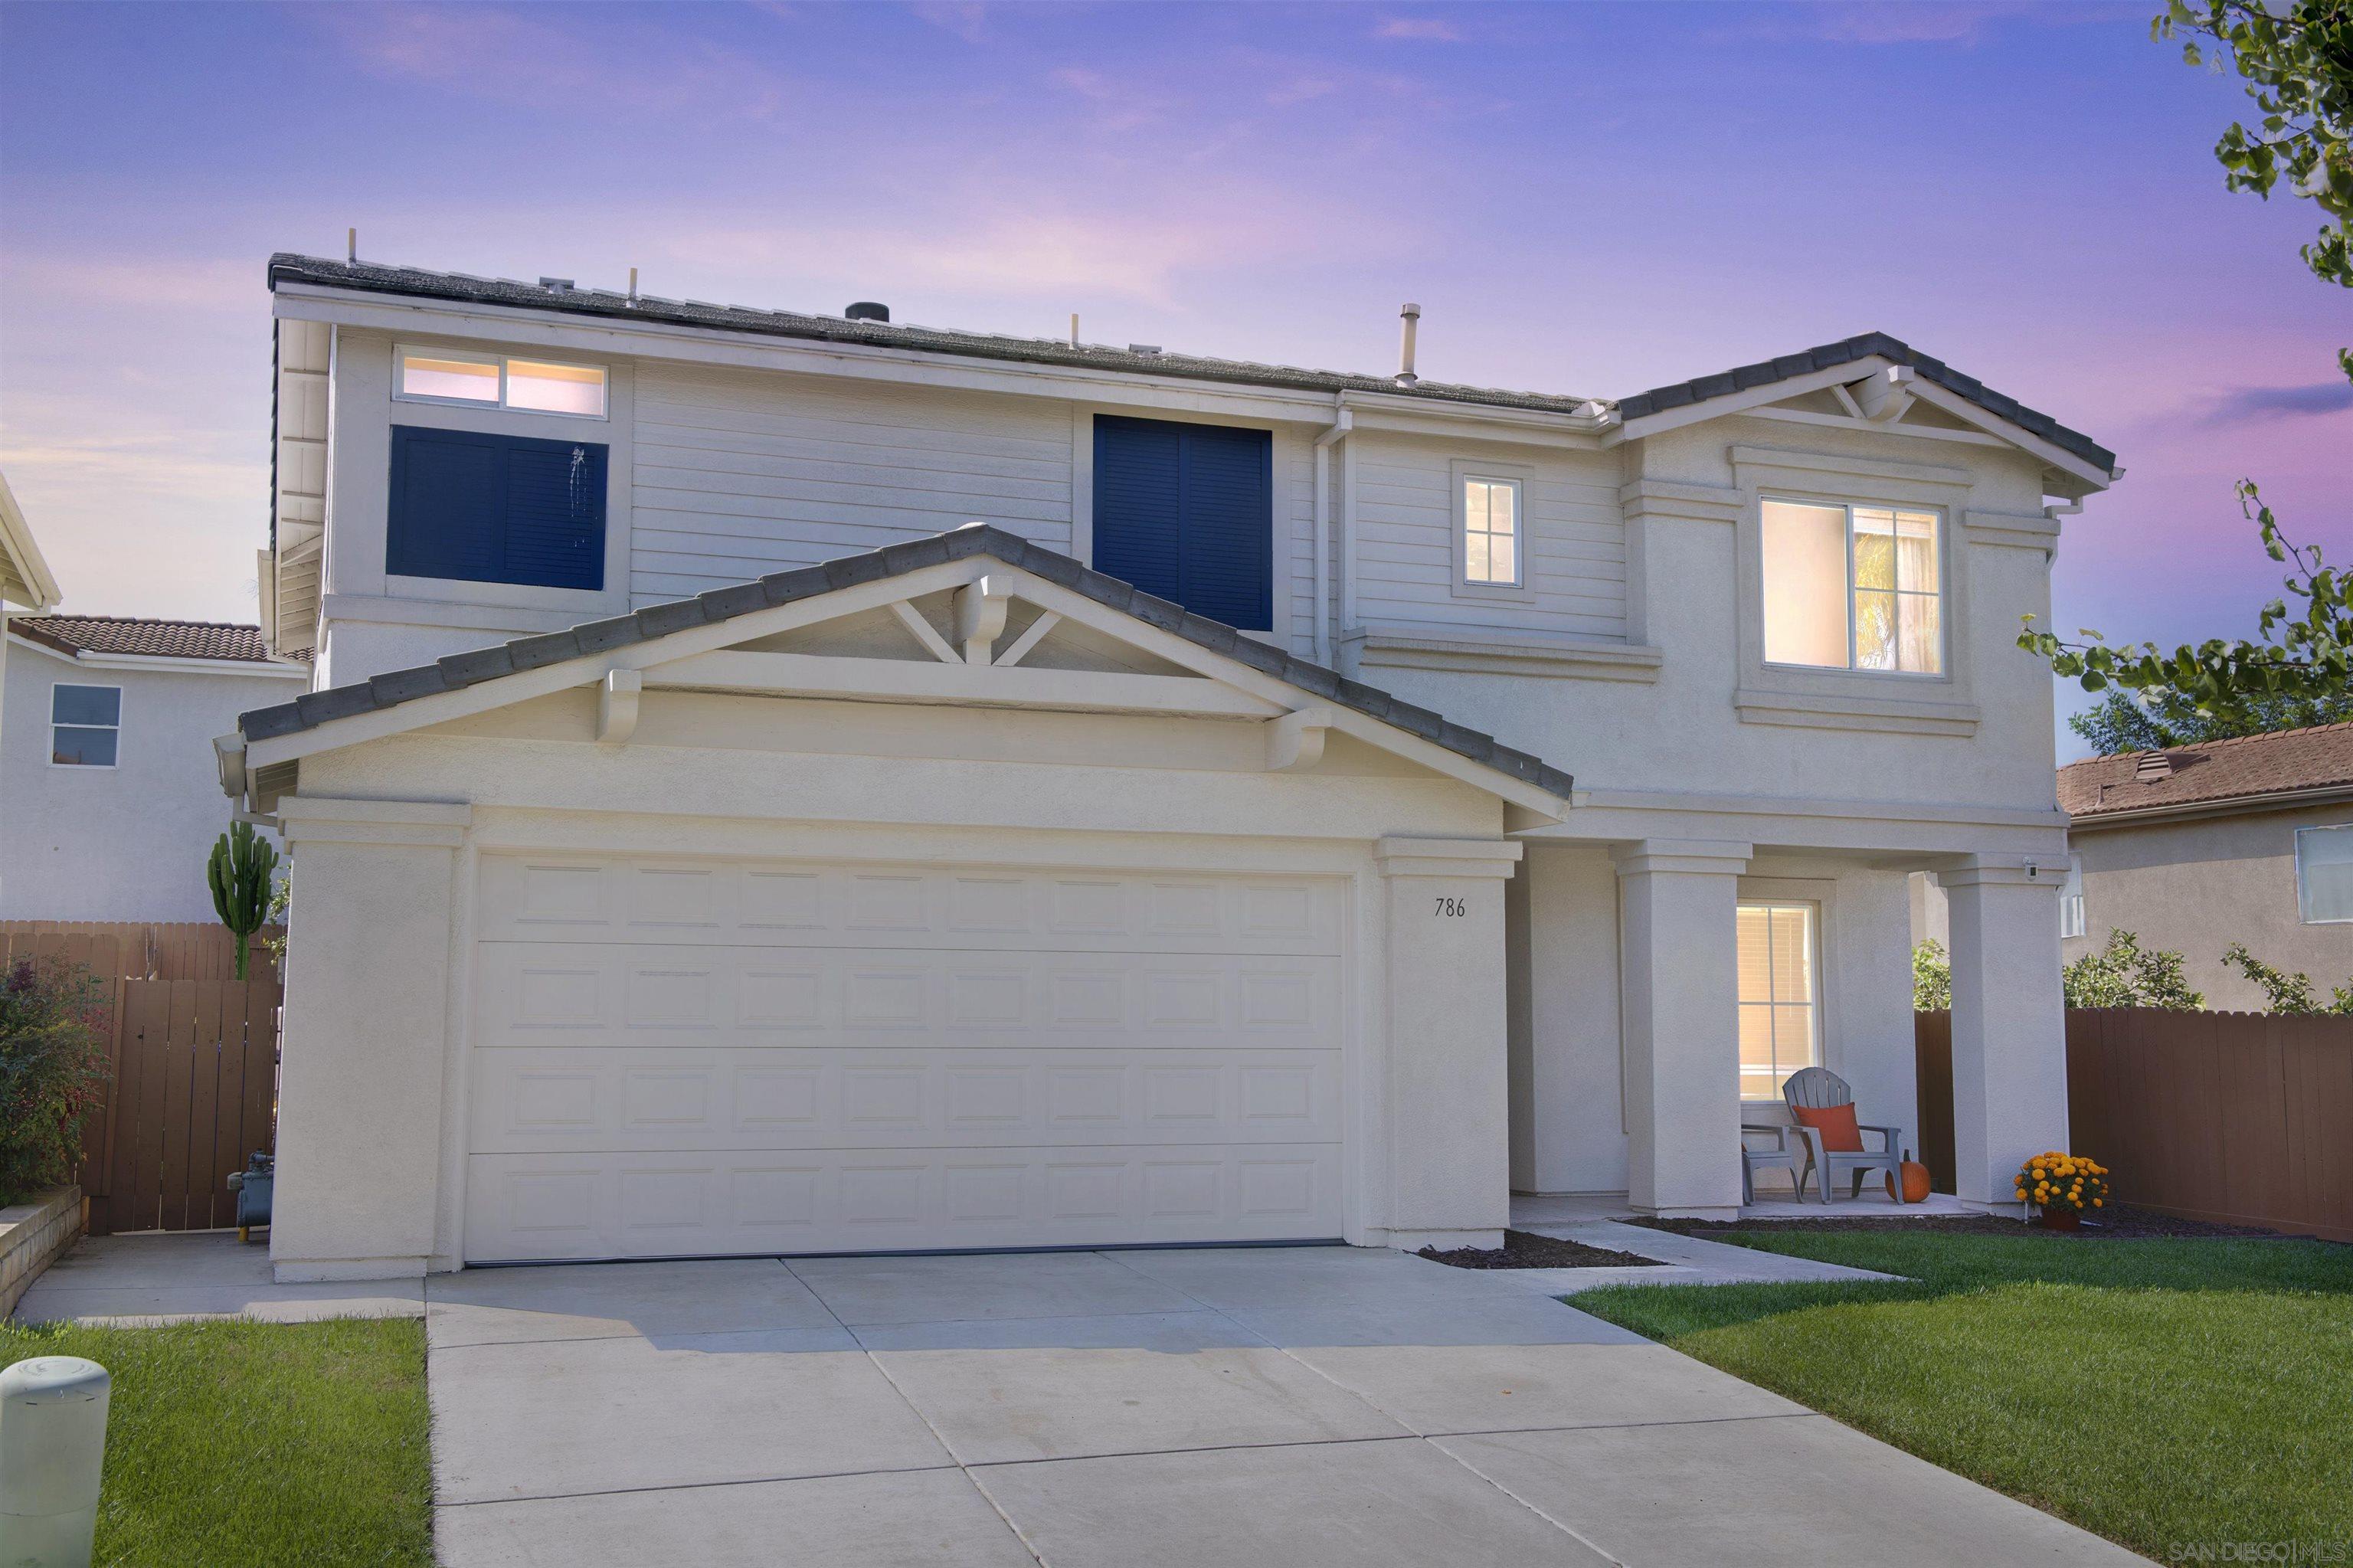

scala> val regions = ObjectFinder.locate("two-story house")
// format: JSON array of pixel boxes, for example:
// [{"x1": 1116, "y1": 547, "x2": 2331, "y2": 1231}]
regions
[{"x1": 220, "y1": 254, "x2": 2115, "y2": 1282}]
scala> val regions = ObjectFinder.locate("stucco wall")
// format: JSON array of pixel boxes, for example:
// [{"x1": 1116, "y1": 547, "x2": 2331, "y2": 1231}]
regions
[
  {"x1": 2, "y1": 643, "x2": 293, "y2": 921},
  {"x1": 2064, "y1": 801, "x2": 2353, "y2": 1010}
]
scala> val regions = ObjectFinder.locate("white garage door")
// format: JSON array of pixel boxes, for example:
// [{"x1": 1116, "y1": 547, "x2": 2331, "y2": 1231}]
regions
[{"x1": 463, "y1": 853, "x2": 1347, "y2": 1262}]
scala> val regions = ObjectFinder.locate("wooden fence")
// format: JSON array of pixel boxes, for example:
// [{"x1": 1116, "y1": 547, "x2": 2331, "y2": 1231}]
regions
[
  {"x1": 1914, "y1": 1009, "x2": 2353, "y2": 1242},
  {"x1": 2, "y1": 921, "x2": 280, "y2": 983},
  {"x1": 75, "y1": 978, "x2": 282, "y2": 1235}
]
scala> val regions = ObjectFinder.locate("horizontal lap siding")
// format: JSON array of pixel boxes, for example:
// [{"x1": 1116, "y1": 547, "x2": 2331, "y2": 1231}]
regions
[
  {"x1": 1353, "y1": 437, "x2": 1627, "y2": 641},
  {"x1": 631, "y1": 365, "x2": 1075, "y2": 603}
]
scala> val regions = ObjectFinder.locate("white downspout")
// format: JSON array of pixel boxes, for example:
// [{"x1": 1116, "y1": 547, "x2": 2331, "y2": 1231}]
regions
[{"x1": 1312, "y1": 401, "x2": 1352, "y2": 669}]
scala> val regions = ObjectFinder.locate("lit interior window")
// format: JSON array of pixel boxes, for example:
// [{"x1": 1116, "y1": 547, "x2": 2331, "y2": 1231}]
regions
[
  {"x1": 1464, "y1": 476, "x2": 1520, "y2": 585},
  {"x1": 506, "y1": 360, "x2": 608, "y2": 417},
  {"x1": 399, "y1": 353, "x2": 500, "y2": 404},
  {"x1": 1737, "y1": 901, "x2": 1819, "y2": 1100},
  {"x1": 1761, "y1": 498, "x2": 1942, "y2": 675}
]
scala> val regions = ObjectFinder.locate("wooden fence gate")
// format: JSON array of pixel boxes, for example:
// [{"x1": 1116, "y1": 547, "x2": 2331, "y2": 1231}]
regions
[{"x1": 76, "y1": 978, "x2": 282, "y2": 1235}]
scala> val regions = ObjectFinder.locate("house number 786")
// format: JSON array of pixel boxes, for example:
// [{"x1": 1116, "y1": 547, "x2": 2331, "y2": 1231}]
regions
[{"x1": 1433, "y1": 897, "x2": 1467, "y2": 918}]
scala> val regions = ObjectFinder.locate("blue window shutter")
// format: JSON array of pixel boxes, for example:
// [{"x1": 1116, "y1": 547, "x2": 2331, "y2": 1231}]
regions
[
  {"x1": 388, "y1": 426, "x2": 607, "y2": 591},
  {"x1": 1174, "y1": 421, "x2": 1272, "y2": 630},
  {"x1": 1092, "y1": 416, "x2": 1185, "y2": 607},
  {"x1": 1092, "y1": 415, "x2": 1271, "y2": 630}
]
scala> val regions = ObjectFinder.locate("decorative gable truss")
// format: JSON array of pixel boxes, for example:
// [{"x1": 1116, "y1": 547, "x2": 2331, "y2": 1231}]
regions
[
  {"x1": 1605, "y1": 338, "x2": 2119, "y2": 502},
  {"x1": 220, "y1": 526, "x2": 1573, "y2": 824}
]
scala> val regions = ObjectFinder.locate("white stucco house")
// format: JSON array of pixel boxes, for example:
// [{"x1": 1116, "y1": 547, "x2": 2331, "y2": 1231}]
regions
[
  {"x1": 221, "y1": 254, "x2": 2116, "y2": 1282},
  {"x1": 4, "y1": 616, "x2": 306, "y2": 922}
]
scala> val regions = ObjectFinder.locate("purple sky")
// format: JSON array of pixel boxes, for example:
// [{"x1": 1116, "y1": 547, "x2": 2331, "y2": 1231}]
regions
[{"x1": 2, "y1": 2, "x2": 2345, "y2": 755}]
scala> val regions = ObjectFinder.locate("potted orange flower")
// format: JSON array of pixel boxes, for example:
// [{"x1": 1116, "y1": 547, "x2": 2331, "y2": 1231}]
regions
[{"x1": 2013, "y1": 1151, "x2": 2109, "y2": 1229}]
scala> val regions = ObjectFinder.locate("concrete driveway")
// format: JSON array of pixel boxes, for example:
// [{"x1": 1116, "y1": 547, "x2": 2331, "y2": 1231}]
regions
[{"x1": 425, "y1": 1245, "x2": 2142, "y2": 1567}]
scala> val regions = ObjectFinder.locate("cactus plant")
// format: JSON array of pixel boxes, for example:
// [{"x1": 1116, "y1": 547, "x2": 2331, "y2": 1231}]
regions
[{"x1": 207, "y1": 821, "x2": 280, "y2": 981}]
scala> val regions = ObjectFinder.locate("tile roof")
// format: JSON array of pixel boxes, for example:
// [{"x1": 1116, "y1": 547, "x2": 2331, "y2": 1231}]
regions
[
  {"x1": 237, "y1": 524, "x2": 1574, "y2": 800},
  {"x1": 2060, "y1": 723, "x2": 2353, "y2": 822},
  {"x1": 268, "y1": 257, "x2": 2116, "y2": 476},
  {"x1": 1614, "y1": 331, "x2": 2118, "y2": 475},
  {"x1": 266, "y1": 254, "x2": 1602, "y2": 417},
  {"x1": 13, "y1": 615, "x2": 286, "y2": 663}
]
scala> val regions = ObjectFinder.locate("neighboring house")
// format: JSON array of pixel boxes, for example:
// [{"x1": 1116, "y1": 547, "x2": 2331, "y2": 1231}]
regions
[
  {"x1": 4, "y1": 617, "x2": 306, "y2": 923},
  {"x1": 2055, "y1": 726, "x2": 2353, "y2": 1010},
  {"x1": 228, "y1": 253, "x2": 2116, "y2": 1282}
]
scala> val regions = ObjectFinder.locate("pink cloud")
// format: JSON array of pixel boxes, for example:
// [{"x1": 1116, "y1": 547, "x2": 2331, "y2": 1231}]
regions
[{"x1": 1374, "y1": 17, "x2": 1463, "y2": 42}]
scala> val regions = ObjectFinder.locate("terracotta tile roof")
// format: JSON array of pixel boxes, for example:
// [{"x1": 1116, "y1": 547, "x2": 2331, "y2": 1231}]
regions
[
  {"x1": 12, "y1": 615, "x2": 286, "y2": 663},
  {"x1": 2060, "y1": 722, "x2": 2353, "y2": 821}
]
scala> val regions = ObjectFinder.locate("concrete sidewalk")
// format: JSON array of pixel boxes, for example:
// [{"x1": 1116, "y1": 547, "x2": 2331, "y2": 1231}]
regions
[
  {"x1": 12, "y1": 1232, "x2": 422, "y2": 1325},
  {"x1": 1500, "y1": 1215, "x2": 1908, "y2": 1295}
]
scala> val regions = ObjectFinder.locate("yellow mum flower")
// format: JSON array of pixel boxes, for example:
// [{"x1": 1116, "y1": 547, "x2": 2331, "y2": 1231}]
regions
[{"x1": 2093, "y1": 1199, "x2": 2103, "y2": 1207}]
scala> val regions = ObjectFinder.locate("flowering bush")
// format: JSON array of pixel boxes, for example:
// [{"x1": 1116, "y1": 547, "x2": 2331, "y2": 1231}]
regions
[
  {"x1": 0, "y1": 957, "x2": 111, "y2": 1207},
  {"x1": 2014, "y1": 1151, "x2": 2109, "y2": 1215}
]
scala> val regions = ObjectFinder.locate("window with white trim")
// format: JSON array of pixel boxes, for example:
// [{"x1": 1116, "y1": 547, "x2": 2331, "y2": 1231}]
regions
[
  {"x1": 2059, "y1": 861, "x2": 2086, "y2": 939},
  {"x1": 1461, "y1": 476, "x2": 1522, "y2": 586},
  {"x1": 2296, "y1": 824, "x2": 2353, "y2": 924},
  {"x1": 396, "y1": 347, "x2": 608, "y2": 418},
  {"x1": 1761, "y1": 498, "x2": 1942, "y2": 675},
  {"x1": 51, "y1": 683, "x2": 121, "y2": 767},
  {"x1": 1736, "y1": 901, "x2": 1820, "y2": 1100}
]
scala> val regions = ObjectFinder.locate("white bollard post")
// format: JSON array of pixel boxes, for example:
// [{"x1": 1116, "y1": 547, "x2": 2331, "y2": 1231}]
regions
[{"x1": 0, "y1": 1356, "x2": 110, "y2": 1568}]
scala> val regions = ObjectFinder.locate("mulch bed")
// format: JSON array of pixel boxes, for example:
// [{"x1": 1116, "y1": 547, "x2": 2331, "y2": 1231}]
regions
[
  {"x1": 1419, "y1": 1229, "x2": 1666, "y2": 1269},
  {"x1": 1626, "y1": 1206, "x2": 2291, "y2": 1241}
]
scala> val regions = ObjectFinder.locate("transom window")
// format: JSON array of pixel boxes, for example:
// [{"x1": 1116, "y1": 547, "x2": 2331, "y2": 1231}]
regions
[
  {"x1": 51, "y1": 683, "x2": 121, "y2": 767},
  {"x1": 1760, "y1": 498, "x2": 1942, "y2": 675},
  {"x1": 396, "y1": 347, "x2": 608, "y2": 418},
  {"x1": 1461, "y1": 476, "x2": 1522, "y2": 586},
  {"x1": 1737, "y1": 901, "x2": 1820, "y2": 1100},
  {"x1": 2296, "y1": 825, "x2": 2353, "y2": 924}
]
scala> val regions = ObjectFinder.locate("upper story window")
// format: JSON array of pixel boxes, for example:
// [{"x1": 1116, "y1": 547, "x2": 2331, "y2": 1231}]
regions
[
  {"x1": 397, "y1": 346, "x2": 608, "y2": 419},
  {"x1": 2059, "y1": 861, "x2": 2086, "y2": 939},
  {"x1": 1761, "y1": 498, "x2": 1942, "y2": 676},
  {"x1": 1461, "y1": 476, "x2": 1522, "y2": 587},
  {"x1": 1736, "y1": 900, "x2": 1820, "y2": 1101},
  {"x1": 51, "y1": 683, "x2": 121, "y2": 767},
  {"x1": 1091, "y1": 414, "x2": 1272, "y2": 632},
  {"x1": 387, "y1": 426, "x2": 608, "y2": 591},
  {"x1": 2296, "y1": 825, "x2": 2353, "y2": 924}
]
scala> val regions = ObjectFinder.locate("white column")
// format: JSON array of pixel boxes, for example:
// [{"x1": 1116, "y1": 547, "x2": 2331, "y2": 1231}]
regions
[
  {"x1": 270, "y1": 797, "x2": 471, "y2": 1282},
  {"x1": 1936, "y1": 856, "x2": 2068, "y2": 1211},
  {"x1": 1613, "y1": 839, "x2": 1752, "y2": 1218},
  {"x1": 1376, "y1": 835, "x2": 1522, "y2": 1250}
]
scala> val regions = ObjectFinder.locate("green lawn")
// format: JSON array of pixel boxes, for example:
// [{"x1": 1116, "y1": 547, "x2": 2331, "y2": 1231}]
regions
[
  {"x1": 1573, "y1": 1228, "x2": 2353, "y2": 1561},
  {"x1": 0, "y1": 1317, "x2": 432, "y2": 1568}
]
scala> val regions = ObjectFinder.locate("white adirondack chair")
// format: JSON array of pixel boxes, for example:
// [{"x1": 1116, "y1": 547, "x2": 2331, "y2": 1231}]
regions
[{"x1": 1782, "y1": 1067, "x2": 1904, "y2": 1203}]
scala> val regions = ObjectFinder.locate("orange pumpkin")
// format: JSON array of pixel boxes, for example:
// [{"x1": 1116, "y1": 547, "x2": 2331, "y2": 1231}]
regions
[{"x1": 1885, "y1": 1150, "x2": 1932, "y2": 1205}]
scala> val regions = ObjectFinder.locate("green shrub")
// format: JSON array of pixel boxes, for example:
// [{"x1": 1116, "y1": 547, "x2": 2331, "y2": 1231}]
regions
[
  {"x1": 2063, "y1": 930, "x2": 2204, "y2": 1010},
  {"x1": 1912, "y1": 940, "x2": 1952, "y2": 1012},
  {"x1": 0, "y1": 957, "x2": 111, "y2": 1206}
]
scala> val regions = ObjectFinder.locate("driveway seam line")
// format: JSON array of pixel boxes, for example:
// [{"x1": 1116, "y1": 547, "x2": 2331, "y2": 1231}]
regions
[
  {"x1": 785, "y1": 1255, "x2": 1052, "y2": 1568},
  {"x1": 1421, "y1": 1435, "x2": 1633, "y2": 1567},
  {"x1": 432, "y1": 1460, "x2": 964, "y2": 1509}
]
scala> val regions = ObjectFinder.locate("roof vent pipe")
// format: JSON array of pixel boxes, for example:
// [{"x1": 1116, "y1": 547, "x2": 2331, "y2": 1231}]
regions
[
  {"x1": 1396, "y1": 303, "x2": 1421, "y2": 386},
  {"x1": 846, "y1": 301, "x2": 890, "y2": 322}
]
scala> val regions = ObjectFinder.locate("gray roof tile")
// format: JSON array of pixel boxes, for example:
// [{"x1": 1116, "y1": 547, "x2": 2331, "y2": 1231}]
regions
[
  {"x1": 1615, "y1": 331, "x2": 2116, "y2": 473},
  {"x1": 236, "y1": 525, "x2": 1573, "y2": 799},
  {"x1": 267, "y1": 254, "x2": 1601, "y2": 417}
]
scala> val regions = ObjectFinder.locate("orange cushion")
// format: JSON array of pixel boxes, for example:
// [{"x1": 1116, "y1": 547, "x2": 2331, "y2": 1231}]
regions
[{"x1": 1792, "y1": 1102, "x2": 1864, "y2": 1153}]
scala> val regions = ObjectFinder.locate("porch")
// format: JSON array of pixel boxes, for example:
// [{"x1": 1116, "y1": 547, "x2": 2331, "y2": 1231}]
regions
[{"x1": 1510, "y1": 840, "x2": 2068, "y2": 1221}]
